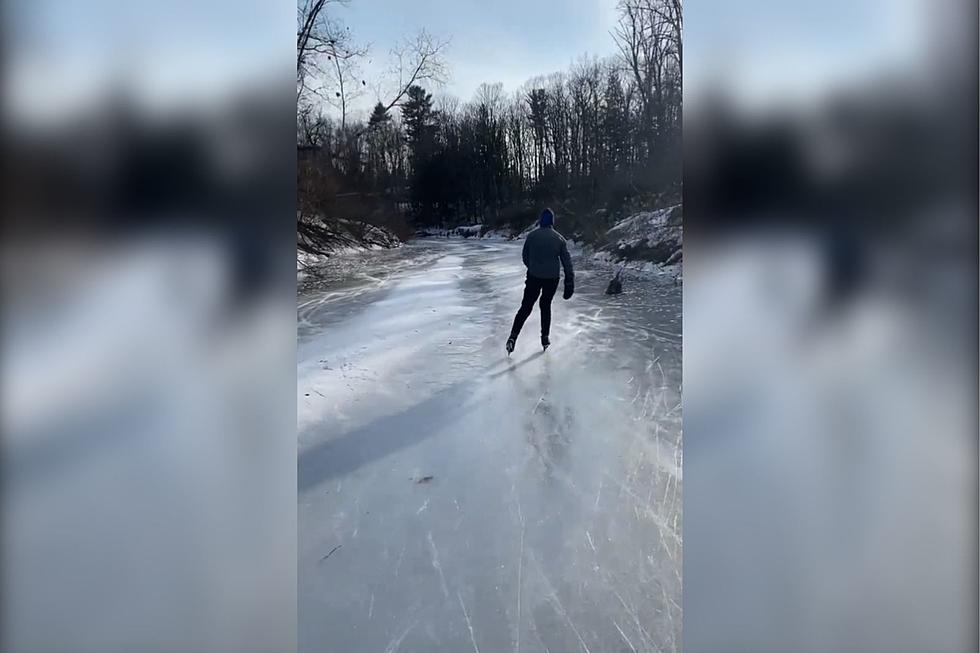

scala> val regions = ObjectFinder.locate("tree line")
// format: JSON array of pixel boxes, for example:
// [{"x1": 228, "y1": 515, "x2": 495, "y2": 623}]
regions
[{"x1": 298, "y1": 0, "x2": 681, "y2": 236}]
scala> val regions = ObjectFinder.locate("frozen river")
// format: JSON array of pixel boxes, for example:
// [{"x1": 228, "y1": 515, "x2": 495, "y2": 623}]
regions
[{"x1": 298, "y1": 240, "x2": 682, "y2": 652}]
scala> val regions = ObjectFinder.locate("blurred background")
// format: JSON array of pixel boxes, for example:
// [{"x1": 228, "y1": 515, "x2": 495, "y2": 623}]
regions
[
  {"x1": 2, "y1": 0, "x2": 977, "y2": 651},
  {"x1": 3, "y1": 1, "x2": 297, "y2": 651},
  {"x1": 684, "y1": 0, "x2": 977, "y2": 651}
]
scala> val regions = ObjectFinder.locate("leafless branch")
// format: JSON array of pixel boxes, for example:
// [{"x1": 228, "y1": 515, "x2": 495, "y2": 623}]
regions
[
  {"x1": 349, "y1": 29, "x2": 449, "y2": 139},
  {"x1": 382, "y1": 29, "x2": 451, "y2": 113}
]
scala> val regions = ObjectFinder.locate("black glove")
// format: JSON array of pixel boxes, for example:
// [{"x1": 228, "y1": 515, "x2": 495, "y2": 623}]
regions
[{"x1": 563, "y1": 282, "x2": 574, "y2": 300}]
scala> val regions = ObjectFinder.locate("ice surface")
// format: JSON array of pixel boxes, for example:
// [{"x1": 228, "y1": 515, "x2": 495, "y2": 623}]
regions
[{"x1": 298, "y1": 240, "x2": 682, "y2": 652}]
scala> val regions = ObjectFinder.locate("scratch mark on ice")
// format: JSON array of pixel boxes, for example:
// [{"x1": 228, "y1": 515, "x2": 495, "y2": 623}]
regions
[
  {"x1": 383, "y1": 620, "x2": 417, "y2": 653},
  {"x1": 585, "y1": 530, "x2": 596, "y2": 553},
  {"x1": 516, "y1": 498, "x2": 525, "y2": 653},
  {"x1": 528, "y1": 551, "x2": 592, "y2": 653},
  {"x1": 428, "y1": 531, "x2": 450, "y2": 599},
  {"x1": 458, "y1": 592, "x2": 481, "y2": 653},
  {"x1": 602, "y1": 473, "x2": 681, "y2": 546},
  {"x1": 612, "y1": 620, "x2": 638, "y2": 653},
  {"x1": 606, "y1": 584, "x2": 655, "y2": 650},
  {"x1": 393, "y1": 543, "x2": 406, "y2": 577}
]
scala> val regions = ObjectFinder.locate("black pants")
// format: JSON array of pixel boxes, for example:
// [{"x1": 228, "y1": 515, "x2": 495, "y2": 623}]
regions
[{"x1": 510, "y1": 275, "x2": 560, "y2": 339}]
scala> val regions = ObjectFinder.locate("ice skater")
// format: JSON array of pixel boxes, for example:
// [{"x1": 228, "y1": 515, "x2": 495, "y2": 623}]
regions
[{"x1": 506, "y1": 208, "x2": 574, "y2": 354}]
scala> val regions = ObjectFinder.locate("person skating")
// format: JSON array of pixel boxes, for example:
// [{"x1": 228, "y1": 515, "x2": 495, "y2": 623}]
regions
[{"x1": 506, "y1": 208, "x2": 574, "y2": 354}]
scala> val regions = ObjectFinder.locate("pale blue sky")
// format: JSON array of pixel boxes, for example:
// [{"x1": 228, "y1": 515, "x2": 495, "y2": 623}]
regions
[
  {"x1": 338, "y1": 0, "x2": 924, "y2": 117},
  {"x1": 9, "y1": 0, "x2": 931, "y2": 122},
  {"x1": 335, "y1": 0, "x2": 621, "y2": 114}
]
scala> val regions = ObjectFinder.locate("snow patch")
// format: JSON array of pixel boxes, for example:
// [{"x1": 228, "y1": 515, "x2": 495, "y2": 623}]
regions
[
  {"x1": 594, "y1": 204, "x2": 682, "y2": 273},
  {"x1": 415, "y1": 225, "x2": 518, "y2": 240},
  {"x1": 297, "y1": 217, "x2": 402, "y2": 280}
]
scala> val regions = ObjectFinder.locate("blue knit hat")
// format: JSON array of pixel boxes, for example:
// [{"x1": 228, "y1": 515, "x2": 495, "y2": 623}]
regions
[{"x1": 539, "y1": 208, "x2": 555, "y2": 227}]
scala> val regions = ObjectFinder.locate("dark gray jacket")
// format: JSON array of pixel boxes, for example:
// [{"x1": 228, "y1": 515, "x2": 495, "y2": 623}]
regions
[{"x1": 522, "y1": 226, "x2": 574, "y2": 283}]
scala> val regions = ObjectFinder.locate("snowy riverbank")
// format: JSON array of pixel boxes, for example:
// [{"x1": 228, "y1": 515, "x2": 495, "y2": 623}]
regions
[
  {"x1": 299, "y1": 204, "x2": 683, "y2": 286},
  {"x1": 414, "y1": 225, "x2": 517, "y2": 240},
  {"x1": 577, "y1": 204, "x2": 683, "y2": 281},
  {"x1": 297, "y1": 217, "x2": 402, "y2": 282}
]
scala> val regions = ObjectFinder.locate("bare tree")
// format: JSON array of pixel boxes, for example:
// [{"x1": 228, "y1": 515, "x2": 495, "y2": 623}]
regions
[
  {"x1": 612, "y1": 0, "x2": 682, "y2": 153},
  {"x1": 325, "y1": 41, "x2": 370, "y2": 130},
  {"x1": 297, "y1": 0, "x2": 345, "y2": 97},
  {"x1": 613, "y1": 0, "x2": 650, "y2": 152},
  {"x1": 652, "y1": 0, "x2": 682, "y2": 76},
  {"x1": 475, "y1": 83, "x2": 505, "y2": 118},
  {"x1": 297, "y1": 104, "x2": 329, "y2": 147},
  {"x1": 298, "y1": 0, "x2": 448, "y2": 126},
  {"x1": 434, "y1": 93, "x2": 461, "y2": 119},
  {"x1": 379, "y1": 30, "x2": 450, "y2": 114},
  {"x1": 297, "y1": 0, "x2": 369, "y2": 129}
]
